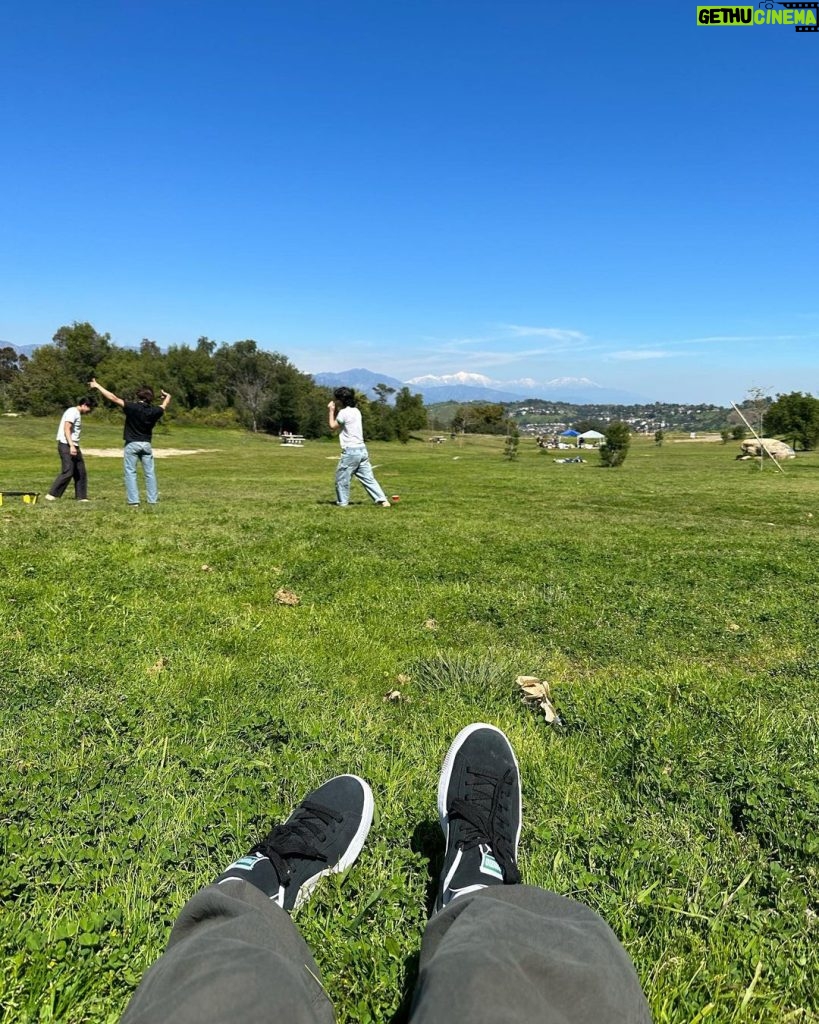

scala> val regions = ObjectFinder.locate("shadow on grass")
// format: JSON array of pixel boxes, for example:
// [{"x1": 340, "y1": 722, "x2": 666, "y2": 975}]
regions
[
  {"x1": 314, "y1": 499, "x2": 369, "y2": 506},
  {"x1": 388, "y1": 819, "x2": 443, "y2": 1024}
]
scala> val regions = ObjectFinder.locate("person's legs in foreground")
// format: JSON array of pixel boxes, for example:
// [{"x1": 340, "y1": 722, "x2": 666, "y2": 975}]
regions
[
  {"x1": 120, "y1": 775, "x2": 374, "y2": 1024},
  {"x1": 408, "y1": 723, "x2": 652, "y2": 1024},
  {"x1": 124, "y1": 442, "x2": 141, "y2": 505},
  {"x1": 345, "y1": 446, "x2": 389, "y2": 506},
  {"x1": 121, "y1": 726, "x2": 649, "y2": 1024}
]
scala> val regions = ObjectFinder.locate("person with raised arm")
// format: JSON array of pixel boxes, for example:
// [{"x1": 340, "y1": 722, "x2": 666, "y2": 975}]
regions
[{"x1": 89, "y1": 379, "x2": 171, "y2": 506}]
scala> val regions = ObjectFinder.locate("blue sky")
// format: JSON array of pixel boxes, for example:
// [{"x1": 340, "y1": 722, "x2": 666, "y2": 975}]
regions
[{"x1": 1, "y1": 1, "x2": 816, "y2": 404}]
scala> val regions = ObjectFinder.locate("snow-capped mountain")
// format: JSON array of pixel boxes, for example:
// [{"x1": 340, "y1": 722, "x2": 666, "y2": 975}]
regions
[
  {"x1": 545, "y1": 376, "x2": 601, "y2": 390},
  {"x1": 313, "y1": 369, "x2": 646, "y2": 405},
  {"x1": 405, "y1": 371, "x2": 496, "y2": 388}
]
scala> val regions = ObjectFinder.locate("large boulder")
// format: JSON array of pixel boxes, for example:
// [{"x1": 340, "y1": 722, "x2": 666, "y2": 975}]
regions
[{"x1": 738, "y1": 438, "x2": 795, "y2": 460}]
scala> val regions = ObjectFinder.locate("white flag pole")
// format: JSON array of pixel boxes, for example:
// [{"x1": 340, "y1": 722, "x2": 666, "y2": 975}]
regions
[{"x1": 731, "y1": 402, "x2": 786, "y2": 474}]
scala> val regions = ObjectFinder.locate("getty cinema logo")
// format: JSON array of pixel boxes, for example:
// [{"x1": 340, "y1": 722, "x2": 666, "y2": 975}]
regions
[{"x1": 697, "y1": 2, "x2": 818, "y2": 30}]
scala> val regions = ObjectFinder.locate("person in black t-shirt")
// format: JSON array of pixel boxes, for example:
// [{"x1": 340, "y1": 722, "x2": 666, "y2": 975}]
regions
[{"x1": 89, "y1": 379, "x2": 172, "y2": 506}]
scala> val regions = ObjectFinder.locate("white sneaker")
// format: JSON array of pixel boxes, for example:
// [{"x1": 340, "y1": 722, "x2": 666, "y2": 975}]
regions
[{"x1": 45, "y1": 494, "x2": 57, "y2": 501}]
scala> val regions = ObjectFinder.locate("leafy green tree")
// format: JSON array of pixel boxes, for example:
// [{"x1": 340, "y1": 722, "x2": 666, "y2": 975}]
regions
[
  {"x1": 53, "y1": 322, "x2": 112, "y2": 384},
  {"x1": 213, "y1": 340, "x2": 321, "y2": 434},
  {"x1": 8, "y1": 344, "x2": 78, "y2": 414},
  {"x1": 164, "y1": 339, "x2": 217, "y2": 409},
  {"x1": 765, "y1": 391, "x2": 819, "y2": 450},
  {"x1": 0, "y1": 347, "x2": 24, "y2": 409},
  {"x1": 302, "y1": 387, "x2": 333, "y2": 438},
  {"x1": 504, "y1": 426, "x2": 520, "y2": 460},
  {"x1": 10, "y1": 322, "x2": 112, "y2": 413},
  {"x1": 457, "y1": 402, "x2": 506, "y2": 434},
  {"x1": 213, "y1": 340, "x2": 274, "y2": 430},
  {"x1": 0, "y1": 346, "x2": 21, "y2": 382},
  {"x1": 654, "y1": 429, "x2": 664, "y2": 446},
  {"x1": 94, "y1": 347, "x2": 147, "y2": 399},
  {"x1": 369, "y1": 382, "x2": 398, "y2": 440},
  {"x1": 575, "y1": 419, "x2": 606, "y2": 434},
  {"x1": 394, "y1": 387, "x2": 426, "y2": 443},
  {"x1": 600, "y1": 421, "x2": 631, "y2": 467},
  {"x1": 731, "y1": 424, "x2": 746, "y2": 441},
  {"x1": 720, "y1": 428, "x2": 731, "y2": 444}
]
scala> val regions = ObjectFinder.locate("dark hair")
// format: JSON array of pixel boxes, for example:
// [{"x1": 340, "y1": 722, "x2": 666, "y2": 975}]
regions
[
  {"x1": 333, "y1": 386, "x2": 356, "y2": 408},
  {"x1": 78, "y1": 396, "x2": 96, "y2": 409},
  {"x1": 136, "y1": 386, "x2": 155, "y2": 403}
]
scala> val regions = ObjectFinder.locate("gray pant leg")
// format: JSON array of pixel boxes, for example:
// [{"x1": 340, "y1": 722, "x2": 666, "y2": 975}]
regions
[
  {"x1": 121, "y1": 880, "x2": 334, "y2": 1024},
  {"x1": 409, "y1": 886, "x2": 651, "y2": 1024}
]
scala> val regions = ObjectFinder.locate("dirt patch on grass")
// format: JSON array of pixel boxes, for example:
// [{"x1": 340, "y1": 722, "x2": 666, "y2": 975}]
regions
[
  {"x1": 83, "y1": 448, "x2": 220, "y2": 458},
  {"x1": 672, "y1": 434, "x2": 722, "y2": 443}
]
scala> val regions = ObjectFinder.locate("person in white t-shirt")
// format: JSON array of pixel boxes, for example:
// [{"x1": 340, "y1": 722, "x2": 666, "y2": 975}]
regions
[
  {"x1": 327, "y1": 387, "x2": 391, "y2": 508},
  {"x1": 45, "y1": 396, "x2": 95, "y2": 501}
]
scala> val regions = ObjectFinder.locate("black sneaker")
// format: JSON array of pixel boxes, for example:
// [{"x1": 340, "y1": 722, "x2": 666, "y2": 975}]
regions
[
  {"x1": 216, "y1": 775, "x2": 374, "y2": 911},
  {"x1": 436, "y1": 723, "x2": 521, "y2": 911}
]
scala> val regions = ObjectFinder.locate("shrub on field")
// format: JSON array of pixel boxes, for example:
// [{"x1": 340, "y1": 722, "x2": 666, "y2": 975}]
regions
[
  {"x1": 504, "y1": 427, "x2": 520, "y2": 460},
  {"x1": 600, "y1": 422, "x2": 631, "y2": 467}
]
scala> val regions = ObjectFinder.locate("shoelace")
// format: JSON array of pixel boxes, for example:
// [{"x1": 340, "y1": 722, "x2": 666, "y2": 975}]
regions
[
  {"x1": 448, "y1": 766, "x2": 521, "y2": 884},
  {"x1": 252, "y1": 799, "x2": 343, "y2": 888}
]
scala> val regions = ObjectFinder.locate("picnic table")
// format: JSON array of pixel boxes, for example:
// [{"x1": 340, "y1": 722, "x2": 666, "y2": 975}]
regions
[{"x1": 280, "y1": 434, "x2": 305, "y2": 446}]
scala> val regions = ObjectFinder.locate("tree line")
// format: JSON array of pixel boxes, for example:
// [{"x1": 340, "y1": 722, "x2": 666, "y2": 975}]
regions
[{"x1": 0, "y1": 323, "x2": 427, "y2": 441}]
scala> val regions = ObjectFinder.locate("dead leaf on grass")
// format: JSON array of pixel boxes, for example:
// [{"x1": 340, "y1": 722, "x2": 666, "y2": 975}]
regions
[
  {"x1": 515, "y1": 674, "x2": 562, "y2": 726},
  {"x1": 727, "y1": 623, "x2": 741, "y2": 632},
  {"x1": 275, "y1": 588, "x2": 300, "y2": 606},
  {"x1": 423, "y1": 618, "x2": 438, "y2": 631},
  {"x1": 384, "y1": 689, "x2": 412, "y2": 703},
  {"x1": 200, "y1": 564, "x2": 213, "y2": 572},
  {"x1": 148, "y1": 657, "x2": 168, "y2": 676},
  {"x1": 396, "y1": 673, "x2": 411, "y2": 685}
]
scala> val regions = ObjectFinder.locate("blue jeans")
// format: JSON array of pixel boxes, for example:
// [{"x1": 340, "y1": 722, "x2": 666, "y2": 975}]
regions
[
  {"x1": 335, "y1": 446, "x2": 387, "y2": 506},
  {"x1": 124, "y1": 441, "x2": 159, "y2": 504}
]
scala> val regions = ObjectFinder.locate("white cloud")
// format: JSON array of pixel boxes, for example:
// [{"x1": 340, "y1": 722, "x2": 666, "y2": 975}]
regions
[
  {"x1": 610, "y1": 349, "x2": 677, "y2": 361},
  {"x1": 499, "y1": 324, "x2": 589, "y2": 343},
  {"x1": 674, "y1": 333, "x2": 816, "y2": 346}
]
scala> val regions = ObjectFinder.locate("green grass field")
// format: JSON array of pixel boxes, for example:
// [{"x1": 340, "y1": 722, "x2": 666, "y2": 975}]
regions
[{"x1": 2, "y1": 417, "x2": 818, "y2": 1023}]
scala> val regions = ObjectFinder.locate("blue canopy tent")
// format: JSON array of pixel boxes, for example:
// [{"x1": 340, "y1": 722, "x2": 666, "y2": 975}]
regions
[{"x1": 560, "y1": 429, "x2": 580, "y2": 447}]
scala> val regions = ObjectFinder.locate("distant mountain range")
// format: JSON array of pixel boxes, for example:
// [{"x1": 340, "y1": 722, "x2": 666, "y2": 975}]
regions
[
  {"x1": 313, "y1": 368, "x2": 647, "y2": 405},
  {"x1": 4, "y1": 343, "x2": 39, "y2": 357}
]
